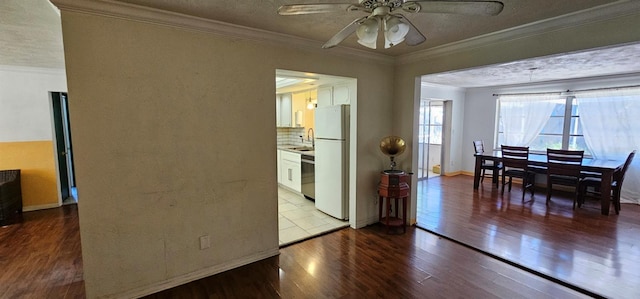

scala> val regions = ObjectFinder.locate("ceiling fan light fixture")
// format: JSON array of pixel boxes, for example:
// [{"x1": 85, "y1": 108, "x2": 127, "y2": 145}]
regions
[
  {"x1": 356, "y1": 17, "x2": 380, "y2": 49},
  {"x1": 384, "y1": 16, "x2": 409, "y2": 48},
  {"x1": 278, "y1": 0, "x2": 504, "y2": 50}
]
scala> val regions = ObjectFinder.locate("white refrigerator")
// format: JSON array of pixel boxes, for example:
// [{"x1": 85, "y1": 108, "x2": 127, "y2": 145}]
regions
[{"x1": 314, "y1": 104, "x2": 349, "y2": 220}]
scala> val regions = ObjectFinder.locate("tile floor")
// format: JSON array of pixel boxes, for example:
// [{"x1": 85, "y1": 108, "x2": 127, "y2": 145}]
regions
[{"x1": 278, "y1": 187, "x2": 350, "y2": 246}]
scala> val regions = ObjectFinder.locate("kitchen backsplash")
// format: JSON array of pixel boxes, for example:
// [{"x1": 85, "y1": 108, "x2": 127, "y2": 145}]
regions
[{"x1": 277, "y1": 127, "x2": 313, "y2": 146}]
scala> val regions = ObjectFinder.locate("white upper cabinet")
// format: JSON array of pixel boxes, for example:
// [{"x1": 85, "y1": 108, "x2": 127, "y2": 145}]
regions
[
  {"x1": 332, "y1": 83, "x2": 351, "y2": 105},
  {"x1": 276, "y1": 93, "x2": 293, "y2": 127},
  {"x1": 316, "y1": 81, "x2": 355, "y2": 107},
  {"x1": 316, "y1": 86, "x2": 333, "y2": 108}
]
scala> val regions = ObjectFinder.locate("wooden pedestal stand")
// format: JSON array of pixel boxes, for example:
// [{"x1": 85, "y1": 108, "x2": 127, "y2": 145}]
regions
[{"x1": 378, "y1": 171, "x2": 409, "y2": 234}]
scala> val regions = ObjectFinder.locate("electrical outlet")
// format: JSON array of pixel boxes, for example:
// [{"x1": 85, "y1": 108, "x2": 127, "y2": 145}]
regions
[{"x1": 199, "y1": 235, "x2": 210, "y2": 250}]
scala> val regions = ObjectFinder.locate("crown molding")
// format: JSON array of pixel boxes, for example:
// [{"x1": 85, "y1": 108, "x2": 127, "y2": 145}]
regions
[
  {"x1": 50, "y1": 0, "x2": 394, "y2": 66},
  {"x1": 0, "y1": 64, "x2": 66, "y2": 75},
  {"x1": 396, "y1": 0, "x2": 640, "y2": 65}
]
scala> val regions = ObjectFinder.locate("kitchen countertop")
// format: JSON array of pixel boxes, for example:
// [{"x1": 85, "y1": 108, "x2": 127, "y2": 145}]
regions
[{"x1": 278, "y1": 145, "x2": 315, "y2": 156}]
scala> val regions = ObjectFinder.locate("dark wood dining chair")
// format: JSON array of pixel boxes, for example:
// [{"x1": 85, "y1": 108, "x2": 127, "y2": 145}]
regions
[
  {"x1": 501, "y1": 145, "x2": 535, "y2": 201},
  {"x1": 578, "y1": 150, "x2": 636, "y2": 214},
  {"x1": 473, "y1": 140, "x2": 502, "y2": 188},
  {"x1": 546, "y1": 148, "x2": 584, "y2": 208}
]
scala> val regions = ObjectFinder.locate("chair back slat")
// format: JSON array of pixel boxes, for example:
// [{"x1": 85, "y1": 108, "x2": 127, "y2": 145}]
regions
[
  {"x1": 614, "y1": 150, "x2": 636, "y2": 185},
  {"x1": 547, "y1": 149, "x2": 584, "y2": 177},
  {"x1": 501, "y1": 145, "x2": 529, "y2": 170},
  {"x1": 473, "y1": 140, "x2": 485, "y2": 155}
]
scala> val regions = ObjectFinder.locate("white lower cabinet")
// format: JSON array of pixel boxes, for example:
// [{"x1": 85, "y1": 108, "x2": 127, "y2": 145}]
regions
[
  {"x1": 277, "y1": 149, "x2": 282, "y2": 184},
  {"x1": 279, "y1": 151, "x2": 301, "y2": 192}
]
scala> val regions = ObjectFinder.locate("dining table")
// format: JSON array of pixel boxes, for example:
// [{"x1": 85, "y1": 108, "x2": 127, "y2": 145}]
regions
[{"x1": 473, "y1": 151, "x2": 625, "y2": 215}]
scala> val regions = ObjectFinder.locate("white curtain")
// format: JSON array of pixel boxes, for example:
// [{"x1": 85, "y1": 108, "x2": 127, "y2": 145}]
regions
[
  {"x1": 499, "y1": 95, "x2": 557, "y2": 146},
  {"x1": 576, "y1": 87, "x2": 640, "y2": 204}
]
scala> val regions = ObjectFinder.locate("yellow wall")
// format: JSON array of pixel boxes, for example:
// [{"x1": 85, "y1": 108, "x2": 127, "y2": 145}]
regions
[
  {"x1": 0, "y1": 141, "x2": 58, "y2": 207},
  {"x1": 292, "y1": 89, "x2": 316, "y2": 130}
]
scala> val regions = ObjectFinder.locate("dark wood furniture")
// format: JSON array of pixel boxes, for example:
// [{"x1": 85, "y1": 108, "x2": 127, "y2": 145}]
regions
[
  {"x1": 546, "y1": 149, "x2": 584, "y2": 208},
  {"x1": 500, "y1": 145, "x2": 536, "y2": 201},
  {"x1": 0, "y1": 169, "x2": 22, "y2": 226},
  {"x1": 473, "y1": 151, "x2": 624, "y2": 215},
  {"x1": 473, "y1": 140, "x2": 502, "y2": 188},
  {"x1": 378, "y1": 171, "x2": 409, "y2": 234},
  {"x1": 578, "y1": 150, "x2": 636, "y2": 214}
]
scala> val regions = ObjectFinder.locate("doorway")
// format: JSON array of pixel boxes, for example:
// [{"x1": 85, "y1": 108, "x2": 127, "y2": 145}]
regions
[
  {"x1": 274, "y1": 69, "x2": 353, "y2": 246},
  {"x1": 417, "y1": 99, "x2": 444, "y2": 179},
  {"x1": 51, "y1": 92, "x2": 77, "y2": 204}
]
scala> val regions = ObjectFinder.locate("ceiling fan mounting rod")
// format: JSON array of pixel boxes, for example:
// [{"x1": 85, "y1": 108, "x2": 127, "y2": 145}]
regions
[{"x1": 372, "y1": 6, "x2": 391, "y2": 17}]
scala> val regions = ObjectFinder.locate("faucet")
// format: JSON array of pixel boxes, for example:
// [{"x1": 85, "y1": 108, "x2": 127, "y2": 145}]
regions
[{"x1": 307, "y1": 128, "x2": 315, "y2": 148}]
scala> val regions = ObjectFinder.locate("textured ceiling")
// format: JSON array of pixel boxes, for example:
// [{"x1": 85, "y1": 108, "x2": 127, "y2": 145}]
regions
[
  {"x1": 421, "y1": 42, "x2": 640, "y2": 87},
  {"x1": 2, "y1": 0, "x2": 639, "y2": 88},
  {"x1": 115, "y1": 0, "x2": 619, "y2": 56},
  {"x1": 0, "y1": 0, "x2": 64, "y2": 68}
]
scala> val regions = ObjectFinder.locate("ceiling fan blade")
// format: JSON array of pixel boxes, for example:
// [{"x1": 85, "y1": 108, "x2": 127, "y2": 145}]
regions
[
  {"x1": 322, "y1": 17, "x2": 368, "y2": 49},
  {"x1": 278, "y1": 3, "x2": 357, "y2": 15},
  {"x1": 395, "y1": 15, "x2": 426, "y2": 46},
  {"x1": 405, "y1": 1, "x2": 504, "y2": 16}
]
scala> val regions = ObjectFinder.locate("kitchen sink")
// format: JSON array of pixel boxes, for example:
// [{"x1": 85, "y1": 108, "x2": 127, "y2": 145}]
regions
[{"x1": 292, "y1": 147, "x2": 314, "y2": 152}]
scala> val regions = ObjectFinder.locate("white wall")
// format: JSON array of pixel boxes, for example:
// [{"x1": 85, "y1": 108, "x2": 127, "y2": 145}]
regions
[
  {"x1": 419, "y1": 83, "x2": 466, "y2": 175},
  {"x1": 461, "y1": 73, "x2": 640, "y2": 174},
  {"x1": 0, "y1": 65, "x2": 67, "y2": 142}
]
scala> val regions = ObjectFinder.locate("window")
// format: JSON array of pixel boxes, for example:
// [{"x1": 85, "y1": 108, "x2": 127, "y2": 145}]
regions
[
  {"x1": 497, "y1": 86, "x2": 640, "y2": 205},
  {"x1": 497, "y1": 96, "x2": 591, "y2": 156},
  {"x1": 418, "y1": 100, "x2": 444, "y2": 179}
]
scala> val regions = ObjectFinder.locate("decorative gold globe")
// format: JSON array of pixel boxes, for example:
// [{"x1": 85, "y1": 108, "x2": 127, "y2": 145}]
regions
[{"x1": 379, "y1": 136, "x2": 406, "y2": 173}]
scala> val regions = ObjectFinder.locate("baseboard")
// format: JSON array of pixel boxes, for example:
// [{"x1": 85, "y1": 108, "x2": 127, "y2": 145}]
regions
[
  {"x1": 22, "y1": 203, "x2": 61, "y2": 212},
  {"x1": 356, "y1": 216, "x2": 377, "y2": 229},
  {"x1": 444, "y1": 171, "x2": 463, "y2": 176},
  {"x1": 108, "y1": 248, "x2": 280, "y2": 299}
]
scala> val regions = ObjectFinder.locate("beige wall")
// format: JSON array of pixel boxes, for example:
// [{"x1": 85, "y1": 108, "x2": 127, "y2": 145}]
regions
[
  {"x1": 59, "y1": 7, "x2": 394, "y2": 299},
  {"x1": 55, "y1": 1, "x2": 640, "y2": 297}
]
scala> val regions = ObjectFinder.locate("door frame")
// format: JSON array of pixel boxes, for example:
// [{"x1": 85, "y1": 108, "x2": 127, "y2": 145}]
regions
[{"x1": 51, "y1": 91, "x2": 76, "y2": 204}]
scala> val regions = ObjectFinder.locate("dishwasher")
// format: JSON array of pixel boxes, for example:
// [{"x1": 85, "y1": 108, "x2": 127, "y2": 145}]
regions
[{"x1": 301, "y1": 154, "x2": 315, "y2": 201}]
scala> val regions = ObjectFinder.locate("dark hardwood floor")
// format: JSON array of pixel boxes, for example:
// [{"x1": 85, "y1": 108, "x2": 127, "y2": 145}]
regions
[
  {"x1": 146, "y1": 225, "x2": 588, "y2": 298},
  {"x1": 3, "y1": 175, "x2": 638, "y2": 298},
  {"x1": 0, "y1": 205, "x2": 84, "y2": 299},
  {"x1": 417, "y1": 175, "x2": 640, "y2": 299}
]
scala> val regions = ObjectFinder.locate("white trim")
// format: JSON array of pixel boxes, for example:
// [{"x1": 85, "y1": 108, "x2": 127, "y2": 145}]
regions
[
  {"x1": 355, "y1": 216, "x2": 378, "y2": 229},
  {"x1": 103, "y1": 249, "x2": 280, "y2": 299},
  {"x1": 22, "y1": 203, "x2": 61, "y2": 212},
  {"x1": 0, "y1": 65, "x2": 66, "y2": 75},
  {"x1": 48, "y1": 92, "x2": 64, "y2": 206},
  {"x1": 397, "y1": 0, "x2": 640, "y2": 65},
  {"x1": 49, "y1": 0, "x2": 394, "y2": 66}
]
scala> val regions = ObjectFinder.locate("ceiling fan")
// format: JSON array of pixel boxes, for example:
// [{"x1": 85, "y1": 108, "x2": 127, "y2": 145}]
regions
[{"x1": 278, "y1": 0, "x2": 504, "y2": 49}]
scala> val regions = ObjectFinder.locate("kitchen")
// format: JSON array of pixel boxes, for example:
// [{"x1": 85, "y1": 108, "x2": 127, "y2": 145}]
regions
[{"x1": 275, "y1": 69, "x2": 356, "y2": 245}]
